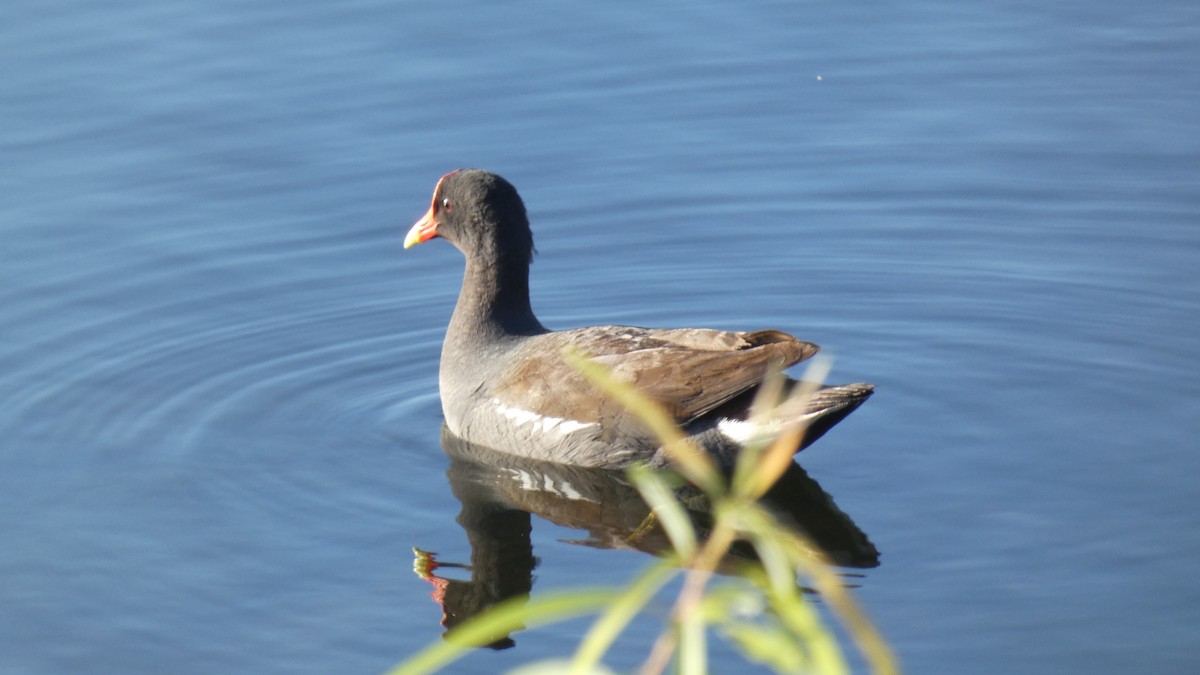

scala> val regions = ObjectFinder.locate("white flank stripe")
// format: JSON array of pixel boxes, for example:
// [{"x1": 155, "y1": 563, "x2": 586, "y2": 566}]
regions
[
  {"x1": 494, "y1": 399, "x2": 596, "y2": 437},
  {"x1": 504, "y1": 469, "x2": 596, "y2": 502},
  {"x1": 718, "y1": 411, "x2": 823, "y2": 445}
]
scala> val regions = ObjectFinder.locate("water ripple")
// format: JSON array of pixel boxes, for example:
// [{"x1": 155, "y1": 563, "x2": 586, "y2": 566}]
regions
[{"x1": 0, "y1": 225, "x2": 449, "y2": 469}]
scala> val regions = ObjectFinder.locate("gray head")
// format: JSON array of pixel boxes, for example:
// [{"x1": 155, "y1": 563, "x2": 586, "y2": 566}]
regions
[{"x1": 404, "y1": 169, "x2": 534, "y2": 268}]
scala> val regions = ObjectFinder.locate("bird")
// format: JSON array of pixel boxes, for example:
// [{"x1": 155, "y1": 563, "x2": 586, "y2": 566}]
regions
[{"x1": 404, "y1": 169, "x2": 873, "y2": 469}]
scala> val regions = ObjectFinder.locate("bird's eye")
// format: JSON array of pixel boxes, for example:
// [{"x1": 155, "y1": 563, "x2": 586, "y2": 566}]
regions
[{"x1": 441, "y1": 197, "x2": 451, "y2": 211}]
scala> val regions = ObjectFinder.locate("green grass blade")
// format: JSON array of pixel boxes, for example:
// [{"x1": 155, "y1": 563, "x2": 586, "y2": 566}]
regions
[
  {"x1": 719, "y1": 619, "x2": 809, "y2": 674},
  {"x1": 387, "y1": 589, "x2": 613, "y2": 675},
  {"x1": 740, "y1": 505, "x2": 899, "y2": 675},
  {"x1": 569, "y1": 560, "x2": 679, "y2": 675},
  {"x1": 562, "y1": 348, "x2": 723, "y2": 494},
  {"x1": 733, "y1": 356, "x2": 832, "y2": 501},
  {"x1": 512, "y1": 659, "x2": 616, "y2": 675},
  {"x1": 678, "y1": 601, "x2": 707, "y2": 675},
  {"x1": 628, "y1": 465, "x2": 697, "y2": 559}
]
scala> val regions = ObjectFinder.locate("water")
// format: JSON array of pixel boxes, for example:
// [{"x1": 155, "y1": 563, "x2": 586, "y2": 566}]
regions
[{"x1": 2, "y1": 1, "x2": 1198, "y2": 673}]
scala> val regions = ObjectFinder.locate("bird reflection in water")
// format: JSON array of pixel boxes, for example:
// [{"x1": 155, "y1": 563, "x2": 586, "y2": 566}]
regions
[{"x1": 412, "y1": 425, "x2": 878, "y2": 650}]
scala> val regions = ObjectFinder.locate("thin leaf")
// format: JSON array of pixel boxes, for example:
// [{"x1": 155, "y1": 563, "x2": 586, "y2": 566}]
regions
[
  {"x1": 628, "y1": 465, "x2": 697, "y2": 559},
  {"x1": 747, "y1": 360, "x2": 789, "y2": 426},
  {"x1": 776, "y1": 533, "x2": 901, "y2": 675},
  {"x1": 678, "y1": 600, "x2": 707, "y2": 675},
  {"x1": 734, "y1": 357, "x2": 832, "y2": 501},
  {"x1": 740, "y1": 505, "x2": 899, "y2": 675},
  {"x1": 570, "y1": 561, "x2": 679, "y2": 675},
  {"x1": 719, "y1": 619, "x2": 809, "y2": 675},
  {"x1": 388, "y1": 589, "x2": 613, "y2": 675},
  {"x1": 512, "y1": 659, "x2": 616, "y2": 675},
  {"x1": 562, "y1": 348, "x2": 723, "y2": 494},
  {"x1": 730, "y1": 365, "x2": 788, "y2": 489}
]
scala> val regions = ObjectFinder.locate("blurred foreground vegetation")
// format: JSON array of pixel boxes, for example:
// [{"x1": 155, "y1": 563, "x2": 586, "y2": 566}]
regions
[{"x1": 391, "y1": 354, "x2": 898, "y2": 675}]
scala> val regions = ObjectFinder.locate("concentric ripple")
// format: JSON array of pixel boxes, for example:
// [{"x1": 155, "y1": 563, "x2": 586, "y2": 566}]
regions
[{"x1": 0, "y1": 209, "x2": 459, "y2": 523}]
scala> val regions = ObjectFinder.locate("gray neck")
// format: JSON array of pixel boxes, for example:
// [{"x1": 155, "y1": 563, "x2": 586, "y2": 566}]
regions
[{"x1": 445, "y1": 254, "x2": 545, "y2": 350}]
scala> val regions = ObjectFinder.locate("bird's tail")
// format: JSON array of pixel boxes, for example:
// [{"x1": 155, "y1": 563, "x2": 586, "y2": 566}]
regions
[{"x1": 792, "y1": 382, "x2": 874, "y2": 449}]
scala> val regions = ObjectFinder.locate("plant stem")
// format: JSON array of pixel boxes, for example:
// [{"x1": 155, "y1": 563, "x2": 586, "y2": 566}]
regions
[{"x1": 638, "y1": 516, "x2": 739, "y2": 675}]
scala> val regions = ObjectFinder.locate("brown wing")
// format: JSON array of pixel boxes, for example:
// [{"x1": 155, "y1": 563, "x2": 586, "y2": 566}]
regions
[{"x1": 489, "y1": 325, "x2": 819, "y2": 426}]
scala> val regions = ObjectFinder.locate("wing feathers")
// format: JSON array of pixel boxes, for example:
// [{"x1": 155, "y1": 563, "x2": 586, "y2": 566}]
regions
[{"x1": 491, "y1": 326, "x2": 819, "y2": 427}]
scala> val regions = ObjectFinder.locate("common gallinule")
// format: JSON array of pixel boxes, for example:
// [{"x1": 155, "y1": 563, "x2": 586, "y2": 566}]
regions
[{"x1": 405, "y1": 169, "x2": 873, "y2": 468}]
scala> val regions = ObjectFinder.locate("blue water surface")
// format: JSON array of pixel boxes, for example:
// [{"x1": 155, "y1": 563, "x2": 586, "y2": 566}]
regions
[{"x1": 2, "y1": 1, "x2": 1198, "y2": 673}]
